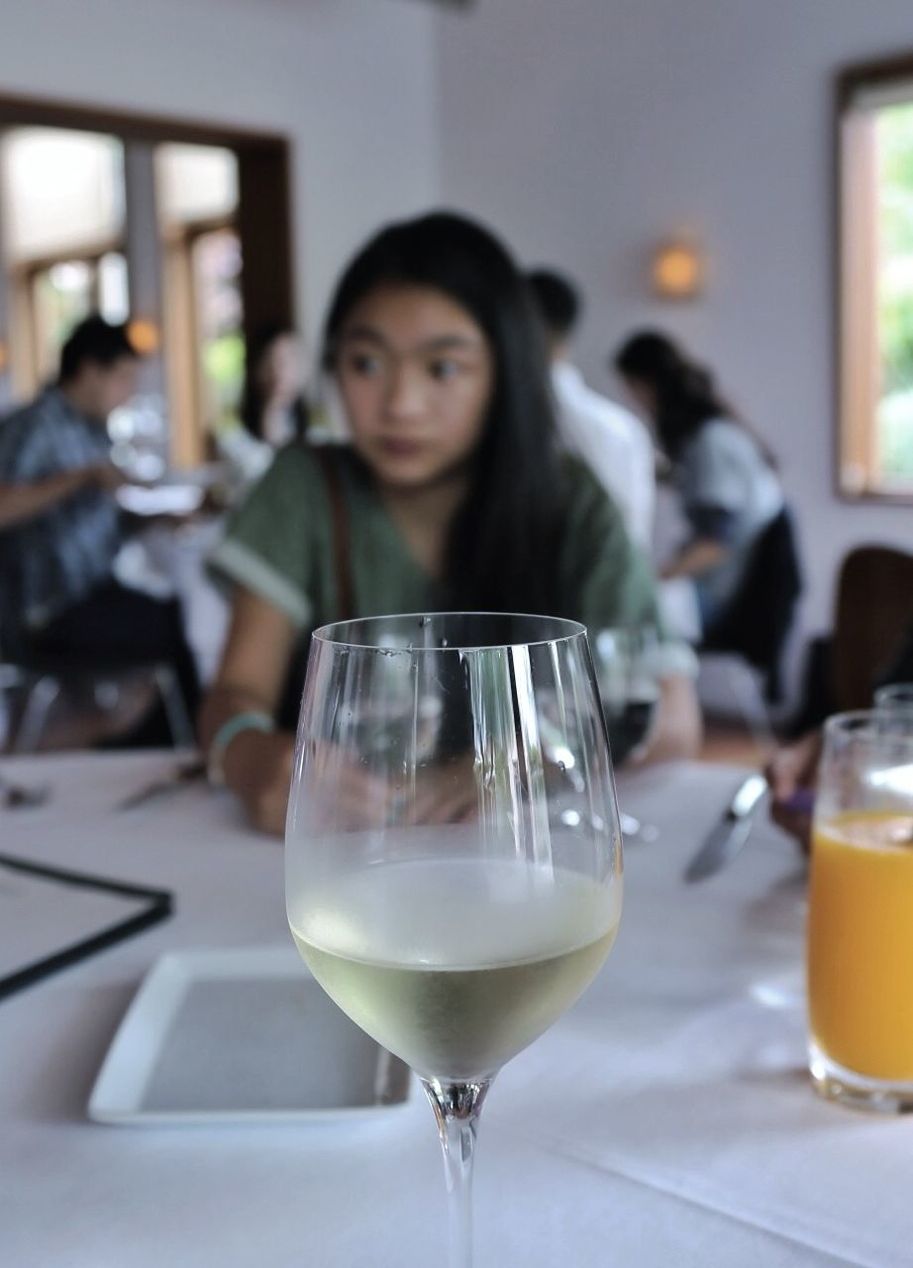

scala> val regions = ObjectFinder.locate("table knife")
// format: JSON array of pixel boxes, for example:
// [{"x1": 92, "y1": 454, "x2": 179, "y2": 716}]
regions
[
  {"x1": 683, "y1": 773, "x2": 767, "y2": 883},
  {"x1": 116, "y1": 760, "x2": 206, "y2": 812}
]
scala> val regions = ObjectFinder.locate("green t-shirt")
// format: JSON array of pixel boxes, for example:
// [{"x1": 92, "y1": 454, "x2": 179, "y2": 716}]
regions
[{"x1": 209, "y1": 444, "x2": 661, "y2": 637}]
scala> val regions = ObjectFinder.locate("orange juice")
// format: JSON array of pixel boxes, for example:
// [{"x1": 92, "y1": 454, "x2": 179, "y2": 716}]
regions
[{"x1": 808, "y1": 811, "x2": 913, "y2": 1080}]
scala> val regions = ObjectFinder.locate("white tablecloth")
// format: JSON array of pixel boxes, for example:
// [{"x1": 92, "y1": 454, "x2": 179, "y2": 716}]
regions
[{"x1": 1, "y1": 753, "x2": 910, "y2": 1268}]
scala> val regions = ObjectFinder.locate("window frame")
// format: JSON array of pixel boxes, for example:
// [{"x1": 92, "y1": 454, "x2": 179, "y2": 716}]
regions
[
  {"x1": 160, "y1": 214, "x2": 240, "y2": 467},
  {"x1": 0, "y1": 91, "x2": 294, "y2": 463},
  {"x1": 836, "y1": 53, "x2": 913, "y2": 506}
]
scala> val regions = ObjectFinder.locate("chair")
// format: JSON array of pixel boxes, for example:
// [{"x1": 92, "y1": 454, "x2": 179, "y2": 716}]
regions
[
  {"x1": 0, "y1": 650, "x2": 193, "y2": 753},
  {"x1": 697, "y1": 506, "x2": 803, "y2": 743},
  {"x1": 831, "y1": 545, "x2": 913, "y2": 711}
]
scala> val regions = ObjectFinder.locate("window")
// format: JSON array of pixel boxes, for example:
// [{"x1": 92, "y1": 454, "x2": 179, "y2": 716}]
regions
[
  {"x1": 0, "y1": 128, "x2": 127, "y2": 391},
  {"x1": 838, "y1": 61, "x2": 913, "y2": 500},
  {"x1": 0, "y1": 95, "x2": 294, "y2": 470}
]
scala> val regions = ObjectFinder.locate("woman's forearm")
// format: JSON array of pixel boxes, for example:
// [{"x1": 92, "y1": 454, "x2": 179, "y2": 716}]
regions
[{"x1": 198, "y1": 682, "x2": 275, "y2": 754}]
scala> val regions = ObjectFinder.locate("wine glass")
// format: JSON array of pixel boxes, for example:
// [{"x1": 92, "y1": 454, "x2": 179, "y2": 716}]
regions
[
  {"x1": 875, "y1": 682, "x2": 913, "y2": 721},
  {"x1": 594, "y1": 626, "x2": 663, "y2": 842},
  {"x1": 286, "y1": 613, "x2": 623, "y2": 1266},
  {"x1": 594, "y1": 626, "x2": 661, "y2": 766}
]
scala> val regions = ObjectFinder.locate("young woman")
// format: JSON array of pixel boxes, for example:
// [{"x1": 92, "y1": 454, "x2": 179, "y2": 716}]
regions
[
  {"x1": 201, "y1": 213, "x2": 700, "y2": 833},
  {"x1": 614, "y1": 330, "x2": 783, "y2": 641}
]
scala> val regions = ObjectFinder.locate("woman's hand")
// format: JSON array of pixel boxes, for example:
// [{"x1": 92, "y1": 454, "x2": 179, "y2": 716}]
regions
[
  {"x1": 410, "y1": 755, "x2": 480, "y2": 825},
  {"x1": 224, "y1": 729, "x2": 296, "y2": 836},
  {"x1": 198, "y1": 586, "x2": 299, "y2": 836},
  {"x1": 764, "y1": 729, "x2": 822, "y2": 853}
]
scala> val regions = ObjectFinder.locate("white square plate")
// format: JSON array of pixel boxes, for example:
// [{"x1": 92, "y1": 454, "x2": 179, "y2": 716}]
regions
[{"x1": 88, "y1": 946, "x2": 411, "y2": 1125}]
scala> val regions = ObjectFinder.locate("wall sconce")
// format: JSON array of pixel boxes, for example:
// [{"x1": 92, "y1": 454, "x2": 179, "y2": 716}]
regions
[
  {"x1": 127, "y1": 317, "x2": 161, "y2": 355},
  {"x1": 651, "y1": 239, "x2": 704, "y2": 300},
  {"x1": 0, "y1": 340, "x2": 8, "y2": 373}
]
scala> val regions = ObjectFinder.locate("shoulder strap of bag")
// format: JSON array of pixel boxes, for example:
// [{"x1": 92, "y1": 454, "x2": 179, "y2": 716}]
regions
[{"x1": 313, "y1": 447, "x2": 355, "y2": 622}]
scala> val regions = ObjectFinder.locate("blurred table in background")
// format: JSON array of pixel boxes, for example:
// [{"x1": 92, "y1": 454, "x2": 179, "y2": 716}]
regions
[
  {"x1": 1, "y1": 753, "x2": 908, "y2": 1267},
  {"x1": 114, "y1": 516, "x2": 229, "y2": 684}
]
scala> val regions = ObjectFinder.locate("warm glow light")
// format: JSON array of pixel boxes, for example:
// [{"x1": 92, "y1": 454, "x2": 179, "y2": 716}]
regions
[
  {"x1": 652, "y1": 241, "x2": 703, "y2": 299},
  {"x1": 0, "y1": 341, "x2": 8, "y2": 372},
  {"x1": 127, "y1": 318, "x2": 161, "y2": 355}
]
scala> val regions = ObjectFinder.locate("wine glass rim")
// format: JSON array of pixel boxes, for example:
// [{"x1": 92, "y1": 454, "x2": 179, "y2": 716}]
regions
[
  {"x1": 824, "y1": 708, "x2": 913, "y2": 743},
  {"x1": 311, "y1": 611, "x2": 588, "y2": 652},
  {"x1": 875, "y1": 682, "x2": 913, "y2": 703}
]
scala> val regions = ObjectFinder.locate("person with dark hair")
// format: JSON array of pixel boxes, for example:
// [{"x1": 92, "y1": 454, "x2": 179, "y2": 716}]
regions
[
  {"x1": 0, "y1": 314, "x2": 198, "y2": 737},
  {"x1": 202, "y1": 212, "x2": 701, "y2": 834},
  {"x1": 0, "y1": 315, "x2": 137, "y2": 535},
  {"x1": 527, "y1": 269, "x2": 655, "y2": 548},
  {"x1": 240, "y1": 325, "x2": 308, "y2": 446},
  {"x1": 218, "y1": 325, "x2": 310, "y2": 485},
  {"x1": 614, "y1": 329, "x2": 783, "y2": 640}
]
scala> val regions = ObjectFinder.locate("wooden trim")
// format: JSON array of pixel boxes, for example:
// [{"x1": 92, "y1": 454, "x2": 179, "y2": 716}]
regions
[
  {"x1": 0, "y1": 91, "x2": 296, "y2": 457},
  {"x1": 160, "y1": 215, "x2": 236, "y2": 246},
  {"x1": 834, "y1": 50, "x2": 913, "y2": 505},
  {"x1": 836, "y1": 109, "x2": 879, "y2": 495},
  {"x1": 162, "y1": 235, "x2": 201, "y2": 468},
  {"x1": 9, "y1": 239, "x2": 124, "y2": 275},
  {"x1": 0, "y1": 91, "x2": 296, "y2": 336},
  {"x1": 837, "y1": 52, "x2": 913, "y2": 110},
  {"x1": 835, "y1": 488, "x2": 913, "y2": 507},
  {"x1": 0, "y1": 90, "x2": 287, "y2": 151},
  {"x1": 237, "y1": 143, "x2": 296, "y2": 340}
]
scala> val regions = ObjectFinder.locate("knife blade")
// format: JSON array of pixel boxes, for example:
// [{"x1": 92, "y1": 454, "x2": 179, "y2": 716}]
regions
[
  {"x1": 683, "y1": 773, "x2": 767, "y2": 883},
  {"x1": 116, "y1": 760, "x2": 206, "y2": 812}
]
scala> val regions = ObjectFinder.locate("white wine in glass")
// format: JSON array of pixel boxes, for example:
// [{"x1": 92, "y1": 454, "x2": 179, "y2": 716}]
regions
[{"x1": 286, "y1": 613, "x2": 623, "y2": 1266}]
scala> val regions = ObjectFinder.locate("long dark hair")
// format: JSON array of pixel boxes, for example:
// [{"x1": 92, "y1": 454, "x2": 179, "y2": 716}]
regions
[
  {"x1": 614, "y1": 330, "x2": 777, "y2": 468},
  {"x1": 240, "y1": 323, "x2": 308, "y2": 440},
  {"x1": 322, "y1": 210, "x2": 564, "y2": 613}
]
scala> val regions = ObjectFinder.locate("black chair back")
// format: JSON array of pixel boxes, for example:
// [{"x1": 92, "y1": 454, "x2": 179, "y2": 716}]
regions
[{"x1": 701, "y1": 506, "x2": 803, "y2": 703}]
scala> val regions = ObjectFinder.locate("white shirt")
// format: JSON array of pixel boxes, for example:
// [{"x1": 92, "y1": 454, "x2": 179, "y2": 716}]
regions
[{"x1": 551, "y1": 361, "x2": 656, "y2": 549}]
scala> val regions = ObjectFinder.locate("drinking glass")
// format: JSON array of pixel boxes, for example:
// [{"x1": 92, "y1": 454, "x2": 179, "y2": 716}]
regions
[
  {"x1": 874, "y1": 682, "x2": 913, "y2": 721},
  {"x1": 286, "y1": 613, "x2": 623, "y2": 1265},
  {"x1": 594, "y1": 626, "x2": 661, "y2": 767},
  {"x1": 807, "y1": 710, "x2": 913, "y2": 1111}
]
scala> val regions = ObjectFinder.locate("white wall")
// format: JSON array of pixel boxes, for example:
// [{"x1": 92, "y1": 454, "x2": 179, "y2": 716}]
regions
[
  {"x1": 434, "y1": 0, "x2": 913, "y2": 635},
  {"x1": 0, "y1": 0, "x2": 440, "y2": 338},
  {"x1": 4, "y1": 0, "x2": 908, "y2": 640}
]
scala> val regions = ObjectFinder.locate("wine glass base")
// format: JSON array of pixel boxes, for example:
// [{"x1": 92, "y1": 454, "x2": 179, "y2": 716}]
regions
[{"x1": 809, "y1": 1043, "x2": 913, "y2": 1113}]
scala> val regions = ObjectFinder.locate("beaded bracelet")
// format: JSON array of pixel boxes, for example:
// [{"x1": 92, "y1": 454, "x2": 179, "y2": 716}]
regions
[{"x1": 207, "y1": 710, "x2": 275, "y2": 787}]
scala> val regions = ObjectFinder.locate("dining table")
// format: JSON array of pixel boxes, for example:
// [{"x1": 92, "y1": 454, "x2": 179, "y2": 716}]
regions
[{"x1": 1, "y1": 750, "x2": 911, "y2": 1268}]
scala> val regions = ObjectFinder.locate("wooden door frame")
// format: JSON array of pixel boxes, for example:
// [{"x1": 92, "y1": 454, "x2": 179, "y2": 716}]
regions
[
  {"x1": 0, "y1": 90, "x2": 296, "y2": 345},
  {"x1": 834, "y1": 54, "x2": 913, "y2": 505}
]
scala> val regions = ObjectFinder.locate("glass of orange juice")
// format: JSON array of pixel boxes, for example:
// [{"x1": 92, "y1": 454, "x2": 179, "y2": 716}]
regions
[{"x1": 807, "y1": 710, "x2": 913, "y2": 1111}]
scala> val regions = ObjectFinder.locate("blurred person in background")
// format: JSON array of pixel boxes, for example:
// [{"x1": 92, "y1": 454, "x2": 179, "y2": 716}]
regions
[
  {"x1": 527, "y1": 269, "x2": 655, "y2": 550},
  {"x1": 202, "y1": 212, "x2": 702, "y2": 834},
  {"x1": 615, "y1": 330, "x2": 783, "y2": 643},
  {"x1": 216, "y1": 324, "x2": 310, "y2": 486},
  {"x1": 766, "y1": 623, "x2": 913, "y2": 852},
  {"x1": 0, "y1": 314, "x2": 199, "y2": 735}
]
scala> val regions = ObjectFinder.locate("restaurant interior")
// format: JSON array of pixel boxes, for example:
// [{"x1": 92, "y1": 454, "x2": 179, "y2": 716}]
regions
[{"x1": 2, "y1": 2, "x2": 913, "y2": 1265}]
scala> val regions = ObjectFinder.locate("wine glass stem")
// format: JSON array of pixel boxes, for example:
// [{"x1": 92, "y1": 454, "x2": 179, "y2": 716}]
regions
[{"x1": 421, "y1": 1076, "x2": 492, "y2": 1268}]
